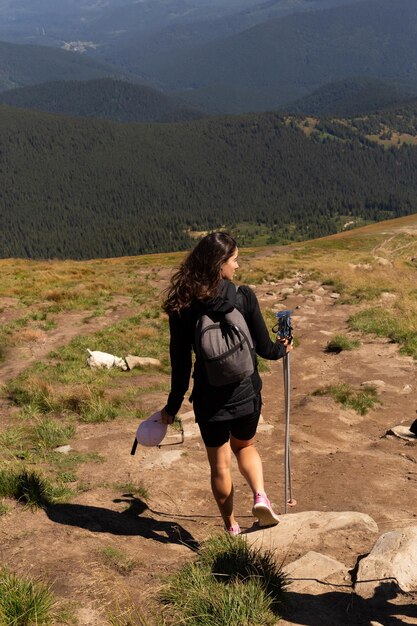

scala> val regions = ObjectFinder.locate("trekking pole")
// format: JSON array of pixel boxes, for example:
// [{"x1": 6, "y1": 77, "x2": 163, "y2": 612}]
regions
[{"x1": 274, "y1": 310, "x2": 297, "y2": 514}]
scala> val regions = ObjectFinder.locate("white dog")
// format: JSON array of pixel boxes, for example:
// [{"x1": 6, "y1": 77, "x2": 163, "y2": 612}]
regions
[{"x1": 86, "y1": 349, "x2": 128, "y2": 371}]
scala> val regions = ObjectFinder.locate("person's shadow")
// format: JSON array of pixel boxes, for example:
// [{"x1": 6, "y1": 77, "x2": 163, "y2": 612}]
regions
[
  {"x1": 281, "y1": 581, "x2": 417, "y2": 625},
  {"x1": 45, "y1": 494, "x2": 199, "y2": 551}
]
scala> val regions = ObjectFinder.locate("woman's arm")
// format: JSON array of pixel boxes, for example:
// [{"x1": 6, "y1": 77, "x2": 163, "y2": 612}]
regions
[
  {"x1": 239, "y1": 286, "x2": 290, "y2": 360},
  {"x1": 162, "y1": 313, "x2": 193, "y2": 420}
]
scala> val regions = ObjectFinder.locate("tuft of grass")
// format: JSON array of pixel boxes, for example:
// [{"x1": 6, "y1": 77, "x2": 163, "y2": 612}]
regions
[
  {"x1": 325, "y1": 334, "x2": 360, "y2": 353},
  {"x1": 0, "y1": 500, "x2": 9, "y2": 516},
  {"x1": 344, "y1": 286, "x2": 387, "y2": 303},
  {"x1": 74, "y1": 390, "x2": 119, "y2": 423},
  {"x1": 162, "y1": 534, "x2": 286, "y2": 625},
  {"x1": 107, "y1": 602, "x2": 158, "y2": 626},
  {"x1": 313, "y1": 383, "x2": 380, "y2": 415},
  {"x1": 0, "y1": 426, "x2": 26, "y2": 452},
  {"x1": 0, "y1": 568, "x2": 58, "y2": 625},
  {"x1": 0, "y1": 468, "x2": 50, "y2": 508},
  {"x1": 99, "y1": 546, "x2": 139, "y2": 575},
  {"x1": 33, "y1": 417, "x2": 76, "y2": 450},
  {"x1": 321, "y1": 277, "x2": 345, "y2": 293},
  {"x1": 349, "y1": 307, "x2": 417, "y2": 359},
  {"x1": 0, "y1": 468, "x2": 72, "y2": 508},
  {"x1": 115, "y1": 482, "x2": 149, "y2": 500},
  {"x1": 5, "y1": 376, "x2": 57, "y2": 413}
]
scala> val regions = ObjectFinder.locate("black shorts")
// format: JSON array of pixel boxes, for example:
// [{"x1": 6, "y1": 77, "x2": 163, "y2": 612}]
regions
[{"x1": 197, "y1": 396, "x2": 262, "y2": 448}]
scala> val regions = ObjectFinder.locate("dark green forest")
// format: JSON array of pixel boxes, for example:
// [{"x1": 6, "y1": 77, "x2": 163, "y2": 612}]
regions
[
  {"x1": 0, "y1": 78, "x2": 203, "y2": 123},
  {"x1": 0, "y1": 41, "x2": 127, "y2": 92},
  {"x1": 286, "y1": 77, "x2": 417, "y2": 118},
  {"x1": 2, "y1": 104, "x2": 417, "y2": 260},
  {"x1": 127, "y1": 0, "x2": 417, "y2": 113}
]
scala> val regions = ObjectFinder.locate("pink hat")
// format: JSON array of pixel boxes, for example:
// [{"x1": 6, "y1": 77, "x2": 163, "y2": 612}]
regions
[{"x1": 135, "y1": 411, "x2": 168, "y2": 447}]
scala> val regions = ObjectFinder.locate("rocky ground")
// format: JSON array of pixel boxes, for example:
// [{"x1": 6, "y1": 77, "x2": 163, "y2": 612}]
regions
[{"x1": 0, "y1": 268, "x2": 416, "y2": 625}]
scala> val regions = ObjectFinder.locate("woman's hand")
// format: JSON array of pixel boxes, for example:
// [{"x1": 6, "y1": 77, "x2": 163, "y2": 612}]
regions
[
  {"x1": 284, "y1": 338, "x2": 293, "y2": 353},
  {"x1": 160, "y1": 407, "x2": 175, "y2": 424},
  {"x1": 277, "y1": 337, "x2": 294, "y2": 353}
]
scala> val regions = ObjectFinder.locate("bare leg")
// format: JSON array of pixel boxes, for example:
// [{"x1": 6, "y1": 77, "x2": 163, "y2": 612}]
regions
[
  {"x1": 232, "y1": 436, "x2": 280, "y2": 526},
  {"x1": 205, "y1": 442, "x2": 236, "y2": 529},
  {"x1": 230, "y1": 436, "x2": 265, "y2": 496}
]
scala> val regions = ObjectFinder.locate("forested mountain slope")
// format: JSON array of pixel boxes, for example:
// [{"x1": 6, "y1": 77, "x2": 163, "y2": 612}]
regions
[
  {"x1": 0, "y1": 79, "x2": 202, "y2": 123},
  {"x1": 138, "y1": 0, "x2": 417, "y2": 113},
  {"x1": 2, "y1": 105, "x2": 417, "y2": 260},
  {"x1": 0, "y1": 40, "x2": 128, "y2": 92},
  {"x1": 86, "y1": 0, "x2": 366, "y2": 74},
  {"x1": 286, "y1": 77, "x2": 417, "y2": 117}
]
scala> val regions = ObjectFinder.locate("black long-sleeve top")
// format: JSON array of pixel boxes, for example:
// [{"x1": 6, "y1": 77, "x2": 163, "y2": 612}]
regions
[{"x1": 164, "y1": 280, "x2": 286, "y2": 422}]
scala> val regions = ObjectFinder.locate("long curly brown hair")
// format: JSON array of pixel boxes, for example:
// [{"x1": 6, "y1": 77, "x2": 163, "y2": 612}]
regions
[{"x1": 163, "y1": 232, "x2": 237, "y2": 315}]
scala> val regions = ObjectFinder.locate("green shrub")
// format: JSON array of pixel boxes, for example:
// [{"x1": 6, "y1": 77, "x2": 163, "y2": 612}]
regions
[
  {"x1": 33, "y1": 418, "x2": 76, "y2": 450},
  {"x1": 162, "y1": 534, "x2": 286, "y2": 625},
  {"x1": 0, "y1": 468, "x2": 72, "y2": 507},
  {"x1": 0, "y1": 569, "x2": 58, "y2": 625},
  {"x1": 325, "y1": 334, "x2": 360, "y2": 353},
  {"x1": 0, "y1": 468, "x2": 50, "y2": 507},
  {"x1": 313, "y1": 383, "x2": 380, "y2": 415},
  {"x1": 349, "y1": 307, "x2": 417, "y2": 359}
]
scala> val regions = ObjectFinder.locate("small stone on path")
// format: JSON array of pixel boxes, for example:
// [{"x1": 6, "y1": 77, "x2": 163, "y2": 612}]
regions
[
  {"x1": 361, "y1": 380, "x2": 386, "y2": 389},
  {"x1": 54, "y1": 445, "x2": 72, "y2": 454}
]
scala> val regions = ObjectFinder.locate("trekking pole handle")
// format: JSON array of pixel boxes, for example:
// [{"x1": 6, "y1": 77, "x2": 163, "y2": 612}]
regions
[{"x1": 273, "y1": 309, "x2": 293, "y2": 343}]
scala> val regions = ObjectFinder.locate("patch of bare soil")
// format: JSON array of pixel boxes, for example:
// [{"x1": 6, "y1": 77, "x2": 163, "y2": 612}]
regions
[
  {"x1": 1, "y1": 279, "x2": 416, "y2": 625},
  {"x1": 0, "y1": 296, "x2": 136, "y2": 383}
]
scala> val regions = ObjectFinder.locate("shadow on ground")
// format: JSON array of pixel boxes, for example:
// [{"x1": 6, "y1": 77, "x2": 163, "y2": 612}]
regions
[
  {"x1": 282, "y1": 582, "x2": 417, "y2": 625},
  {"x1": 44, "y1": 495, "x2": 199, "y2": 551}
]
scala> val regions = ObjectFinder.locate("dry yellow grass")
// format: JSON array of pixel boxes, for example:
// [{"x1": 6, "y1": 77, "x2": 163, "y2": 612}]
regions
[{"x1": 238, "y1": 213, "x2": 417, "y2": 357}]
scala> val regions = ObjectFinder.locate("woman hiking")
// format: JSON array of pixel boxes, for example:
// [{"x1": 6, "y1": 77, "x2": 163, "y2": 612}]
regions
[{"x1": 160, "y1": 232, "x2": 292, "y2": 536}]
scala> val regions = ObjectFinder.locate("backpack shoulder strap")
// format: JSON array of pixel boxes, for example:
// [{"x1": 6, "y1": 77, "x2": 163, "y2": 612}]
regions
[{"x1": 234, "y1": 284, "x2": 246, "y2": 316}]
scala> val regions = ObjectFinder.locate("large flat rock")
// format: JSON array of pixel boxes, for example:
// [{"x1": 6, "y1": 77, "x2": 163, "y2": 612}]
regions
[{"x1": 245, "y1": 510, "x2": 378, "y2": 566}]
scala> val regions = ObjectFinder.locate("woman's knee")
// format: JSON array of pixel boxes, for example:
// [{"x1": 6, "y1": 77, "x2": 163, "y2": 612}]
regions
[{"x1": 230, "y1": 436, "x2": 255, "y2": 455}]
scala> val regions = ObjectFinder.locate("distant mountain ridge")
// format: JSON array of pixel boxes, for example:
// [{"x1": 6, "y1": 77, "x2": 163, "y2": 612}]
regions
[
  {"x1": 0, "y1": 0, "x2": 365, "y2": 48},
  {"x1": 87, "y1": 0, "x2": 367, "y2": 72},
  {"x1": 131, "y1": 0, "x2": 417, "y2": 113},
  {"x1": 0, "y1": 40, "x2": 130, "y2": 92},
  {"x1": 0, "y1": 78, "x2": 203, "y2": 123}
]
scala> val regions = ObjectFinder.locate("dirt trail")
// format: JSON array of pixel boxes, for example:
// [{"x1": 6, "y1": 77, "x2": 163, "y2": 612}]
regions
[{"x1": 0, "y1": 276, "x2": 416, "y2": 625}]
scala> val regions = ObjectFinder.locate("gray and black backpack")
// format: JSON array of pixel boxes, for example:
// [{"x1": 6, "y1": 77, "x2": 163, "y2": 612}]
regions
[{"x1": 194, "y1": 288, "x2": 256, "y2": 387}]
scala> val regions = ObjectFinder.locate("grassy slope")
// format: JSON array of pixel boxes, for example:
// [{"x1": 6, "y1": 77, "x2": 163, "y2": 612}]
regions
[{"x1": 0, "y1": 213, "x2": 416, "y2": 621}]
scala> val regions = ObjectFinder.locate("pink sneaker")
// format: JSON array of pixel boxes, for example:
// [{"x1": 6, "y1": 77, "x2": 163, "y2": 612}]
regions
[
  {"x1": 252, "y1": 493, "x2": 280, "y2": 527},
  {"x1": 226, "y1": 523, "x2": 241, "y2": 536}
]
